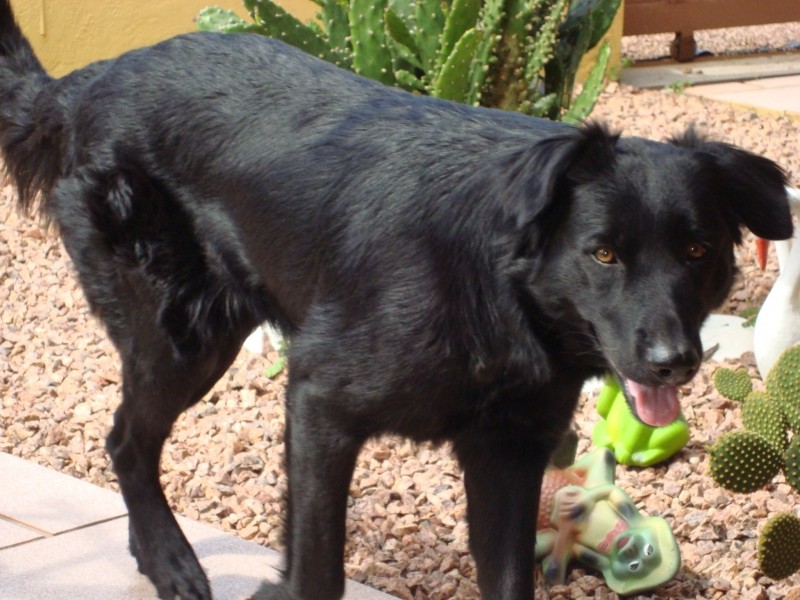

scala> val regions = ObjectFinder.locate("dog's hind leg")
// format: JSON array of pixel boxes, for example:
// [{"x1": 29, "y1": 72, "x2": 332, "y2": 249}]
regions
[
  {"x1": 50, "y1": 171, "x2": 260, "y2": 599},
  {"x1": 106, "y1": 337, "x2": 243, "y2": 600}
]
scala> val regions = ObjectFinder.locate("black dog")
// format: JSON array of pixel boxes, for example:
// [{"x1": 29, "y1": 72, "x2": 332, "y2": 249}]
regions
[{"x1": 0, "y1": 3, "x2": 791, "y2": 599}]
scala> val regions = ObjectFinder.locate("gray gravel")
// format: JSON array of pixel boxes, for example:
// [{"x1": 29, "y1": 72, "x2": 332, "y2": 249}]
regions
[{"x1": 2, "y1": 23, "x2": 800, "y2": 600}]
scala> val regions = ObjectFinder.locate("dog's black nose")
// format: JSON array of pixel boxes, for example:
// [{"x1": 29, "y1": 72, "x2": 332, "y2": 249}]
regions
[{"x1": 646, "y1": 345, "x2": 700, "y2": 385}]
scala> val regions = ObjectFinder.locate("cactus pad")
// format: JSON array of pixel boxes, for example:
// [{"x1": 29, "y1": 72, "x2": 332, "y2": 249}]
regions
[
  {"x1": 196, "y1": 7, "x2": 264, "y2": 34},
  {"x1": 349, "y1": 0, "x2": 395, "y2": 84},
  {"x1": 713, "y1": 367, "x2": 753, "y2": 402},
  {"x1": 708, "y1": 431, "x2": 783, "y2": 493},
  {"x1": 757, "y1": 513, "x2": 800, "y2": 579},
  {"x1": 742, "y1": 392, "x2": 788, "y2": 451},
  {"x1": 766, "y1": 346, "x2": 800, "y2": 430},
  {"x1": 432, "y1": 28, "x2": 483, "y2": 102},
  {"x1": 784, "y1": 436, "x2": 800, "y2": 493},
  {"x1": 244, "y1": 0, "x2": 350, "y2": 67}
]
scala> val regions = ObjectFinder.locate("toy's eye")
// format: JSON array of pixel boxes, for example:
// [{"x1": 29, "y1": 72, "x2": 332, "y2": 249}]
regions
[
  {"x1": 687, "y1": 242, "x2": 707, "y2": 260},
  {"x1": 593, "y1": 247, "x2": 617, "y2": 264},
  {"x1": 629, "y1": 561, "x2": 640, "y2": 572},
  {"x1": 645, "y1": 544, "x2": 655, "y2": 556}
]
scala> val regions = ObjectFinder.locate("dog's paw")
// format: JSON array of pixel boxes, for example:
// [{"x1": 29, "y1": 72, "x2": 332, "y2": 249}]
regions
[
  {"x1": 248, "y1": 581, "x2": 297, "y2": 600},
  {"x1": 146, "y1": 553, "x2": 212, "y2": 600},
  {"x1": 128, "y1": 524, "x2": 146, "y2": 574},
  {"x1": 152, "y1": 574, "x2": 212, "y2": 600}
]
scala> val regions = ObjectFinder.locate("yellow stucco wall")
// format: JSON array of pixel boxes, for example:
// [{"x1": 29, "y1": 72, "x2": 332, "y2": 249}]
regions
[
  {"x1": 10, "y1": 0, "x2": 318, "y2": 77},
  {"x1": 12, "y1": 0, "x2": 622, "y2": 91},
  {"x1": 577, "y1": 2, "x2": 624, "y2": 84}
]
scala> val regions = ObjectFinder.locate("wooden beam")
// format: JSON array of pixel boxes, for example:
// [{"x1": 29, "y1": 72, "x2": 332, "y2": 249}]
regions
[{"x1": 624, "y1": 0, "x2": 800, "y2": 36}]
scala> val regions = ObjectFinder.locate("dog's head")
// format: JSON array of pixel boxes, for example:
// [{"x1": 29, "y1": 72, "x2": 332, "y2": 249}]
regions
[{"x1": 511, "y1": 123, "x2": 792, "y2": 426}]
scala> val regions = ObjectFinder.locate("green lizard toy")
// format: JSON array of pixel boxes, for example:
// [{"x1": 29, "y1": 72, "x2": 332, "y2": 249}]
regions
[
  {"x1": 592, "y1": 375, "x2": 690, "y2": 467},
  {"x1": 535, "y1": 448, "x2": 681, "y2": 595}
]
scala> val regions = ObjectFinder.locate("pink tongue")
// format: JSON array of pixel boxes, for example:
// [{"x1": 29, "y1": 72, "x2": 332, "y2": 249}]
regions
[{"x1": 626, "y1": 380, "x2": 681, "y2": 427}]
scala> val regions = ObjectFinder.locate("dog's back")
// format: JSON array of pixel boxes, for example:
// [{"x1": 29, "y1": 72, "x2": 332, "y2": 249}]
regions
[{"x1": 0, "y1": 12, "x2": 570, "y2": 366}]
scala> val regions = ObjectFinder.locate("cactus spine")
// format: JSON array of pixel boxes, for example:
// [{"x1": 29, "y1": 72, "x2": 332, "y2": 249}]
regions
[{"x1": 198, "y1": 0, "x2": 621, "y2": 121}]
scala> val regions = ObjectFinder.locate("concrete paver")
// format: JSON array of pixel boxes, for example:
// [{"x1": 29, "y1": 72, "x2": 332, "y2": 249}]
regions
[{"x1": 0, "y1": 453, "x2": 394, "y2": 599}]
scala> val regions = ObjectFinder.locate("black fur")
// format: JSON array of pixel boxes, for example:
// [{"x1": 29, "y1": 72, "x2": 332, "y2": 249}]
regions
[{"x1": 0, "y1": 3, "x2": 792, "y2": 599}]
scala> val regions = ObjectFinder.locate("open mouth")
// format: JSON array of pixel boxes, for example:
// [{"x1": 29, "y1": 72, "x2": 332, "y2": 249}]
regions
[{"x1": 621, "y1": 378, "x2": 681, "y2": 427}]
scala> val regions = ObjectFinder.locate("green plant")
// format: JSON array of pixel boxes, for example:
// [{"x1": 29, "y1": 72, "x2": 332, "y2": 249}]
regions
[
  {"x1": 711, "y1": 348, "x2": 800, "y2": 580},
  {"x1": 197, "y1": 0, "x2": 621, "y2": 122},
  {"x1": 713, "y1": 367, "x2": 753, "y2": 402},
  {"x1": 739, "y1": 305, "x2": 760, "y2": 328},
  {"x1": 766, "y1": 345, "x2": 800, "y2": 431},
  {"x1": 742, "y1": 392, "x2": 787, "y2": 451},
  {"x1": 757, "y1": 513, "x2": 800, "y2": 579},
  {"x1": 264, "y1": 355, "x2": 286, "y2": 379},
  {"x1": 264, "y1": 339, "x2": 288, "y2": 379},
  {"x1": 708, "y1": 430, "x2": 783, "y2": 494},
  {"x1": 665, "y1": 80, "x2": 691, "y2": 94},
  {"x1": 710, "y1": 348, "x2": 800, "y2": 496},
  {"x1": 784, "y1": 436, "x2": 800, "y2": 491}
]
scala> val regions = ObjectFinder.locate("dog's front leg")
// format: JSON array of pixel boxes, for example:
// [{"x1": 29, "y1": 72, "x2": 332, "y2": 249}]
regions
[
  {"x1": 252, "y1": 376, "x2": 364, "y2": 600},
  {"x1": 454, "y1": 429, "x2": 549, "y2": 600}
]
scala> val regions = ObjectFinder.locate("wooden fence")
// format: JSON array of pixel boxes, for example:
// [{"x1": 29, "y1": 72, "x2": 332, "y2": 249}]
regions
[{"x1": 623, "y1": 0, "x2": 800, "y2": 60}]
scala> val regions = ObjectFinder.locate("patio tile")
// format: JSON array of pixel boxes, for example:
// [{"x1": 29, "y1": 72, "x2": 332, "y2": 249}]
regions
[
  {"x1": 0, "y1": 452, "x2": 126, "y2": 534},
  {"x1": 746, "y1": 74, "x2": 800, "y2": 89},
  {"x1": 0, "y1": 514, "x2": 394, "y2": 599},
  {"x1": 621, "y1": 53, "x2": 800, "y2": 89},
  {"x1": 682, "y1": 81, "x2": 753, "y2": 95},
  {"x1": 0, "y1": 452, "x2": 394, "y2": 598},
  {"x1": 0, "y1": 518, "x2": 43, "y2": 549},
  {"x1": 686, "y1": 85, "x2": 800, "y2": 114}
]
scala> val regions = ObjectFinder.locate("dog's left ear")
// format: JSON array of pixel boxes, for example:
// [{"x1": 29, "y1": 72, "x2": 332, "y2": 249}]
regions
[{"x1": 672, "y1": 130, "x2": 793, "y2": 241}]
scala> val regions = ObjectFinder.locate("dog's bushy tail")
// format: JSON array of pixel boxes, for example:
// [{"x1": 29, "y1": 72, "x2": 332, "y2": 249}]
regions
[{"x1": 0, "y1": 0, "x2": 59, "y2": 216}]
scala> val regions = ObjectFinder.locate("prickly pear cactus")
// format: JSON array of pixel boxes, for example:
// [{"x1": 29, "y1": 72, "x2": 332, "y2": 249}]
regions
[
  {"x1": 198, "y1": 0, "x2": 622, "y2": 121},
  {"x1": 784, "y1": 436, "x2": 800, "y2": 493},
  {"x1": 742, "y1": 392, "x2": 788, "y2": 451},
  {"x1": 709, "y1": 347, "x2": 800, "y2": 497},
  {"x1": 757, "y1": 512, "x2": 800, "y2": 579},
  {"x1": 708, "y1": 430, "x2": 783, "y2": 494},
  {"x1": 766, "y1": 346, "x2": 800, "y2": 431},
  {"x1": 708, "y1": 347, "x2": 800, "y2": 580},
  {"x1": 713, "y1": 367, "x2": 753, "y2": 402}
]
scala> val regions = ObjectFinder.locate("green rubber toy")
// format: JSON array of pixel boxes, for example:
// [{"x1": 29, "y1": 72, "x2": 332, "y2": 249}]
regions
[
  {"x1": 535, "y1": 448, "x2": 681, "y2": 595},
  {"x1": 592, "y1": 375, "x2": 690, "y2": 467}
]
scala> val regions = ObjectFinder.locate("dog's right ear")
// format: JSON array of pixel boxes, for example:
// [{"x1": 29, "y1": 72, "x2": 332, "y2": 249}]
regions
[{"x1": 495, "y1": 121, "x2": 620, "y2": 232}]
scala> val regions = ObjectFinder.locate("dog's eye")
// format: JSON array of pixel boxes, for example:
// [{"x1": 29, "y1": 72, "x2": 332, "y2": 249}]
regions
[
  {"x1": 593, "y1": 247, "x2": 617, "y2": 264},
  {"x1": 687, "y1": 243, "x2": 707, "y2": 260}
]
